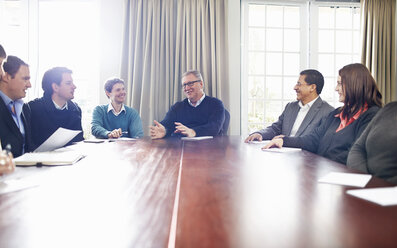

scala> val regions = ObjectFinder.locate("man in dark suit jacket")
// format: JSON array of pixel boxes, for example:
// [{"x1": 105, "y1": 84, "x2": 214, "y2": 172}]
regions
[
  {"x1": 0, "y1": 56, "x2": 34, "y2": 157},
  {"x1": 28, "y1": 67, "x2": 84, "y2": 148},
  {"x1": 245, "y1": 69, "x2": 334, "y2": 142}
]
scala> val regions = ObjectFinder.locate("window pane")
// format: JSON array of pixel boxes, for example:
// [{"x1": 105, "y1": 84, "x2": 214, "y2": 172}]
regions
[
  {"x1": 248, "y1": 100, "x2": 264, "y2": 123},
  {"x1": 266, "y1": 28, "x2": 283, "y2": 51},
  {"x1": 335, "y1": 8, "x2": 352, "y2": 29},
  {"x1": 353, "y1": 8, "x2": 360, "y2": 29},
  {"x1": 335, "y1": 54, "x2": 352, "y2": 71},
  {"x1": 335, "y1": 30, "x2": 352, "y2": 53},
  {"x1": 266, "y1": 6, "x2": 283, "y2": 27},
  {"x1": 353, "y1": 31, "x2": 360, "y2": 54},
  {"x1": 266, "y1": 53, "x2": 282, "y2": 75},
  {"x1": 249, "y1": 4, "x2": 265, "y2": 27},
  {"x1": 264, "y1": 101, "x2": 282, "y2": 125},
  {"x1": 353, "y1": 54, "x2": 361, "y2": 63},
  {"x1": 318, "y1": 54, "x2": 335, "y2": 77},
  {"x1": 248, "y1": 123, "x2": 265, "y2": 134},
  {"x1": 284, "y1": 53, "x2": 300, "y2": 76},
  {"x1": 318, "y1": 30, "x2": 334, "y2": 53},
  {"x1": 283, "y1": 76, "x2": 297, "y2": 100},
  {"x1": 249, "y1": 28, "x2": 265, "y2": 50},
  {"x1": 249, "y1": 52, "x2": 265, "y2": 74},
  {"x1": 265, "y1": 76, "x2": 282, "y2": 99},
  {"x1": 321, "y1": 77, "x2": 336, "y2": 101},
  {"x1": 318, "y1": 7, "x2": 334, "y2": 29},
  {"x1": 284, "y1": 7, "x2": 300, "y2": 28},
  {"x1": 248, "y1": 76, "x2": 265, "y2": 99},
  {"x1": 284, "y1": 29, "x2": 300, "y2": 52}
]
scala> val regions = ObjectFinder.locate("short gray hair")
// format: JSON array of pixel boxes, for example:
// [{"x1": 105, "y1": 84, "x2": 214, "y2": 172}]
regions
[{"x1": 181, "y1": 70, "x2": 203, "y2": 82}]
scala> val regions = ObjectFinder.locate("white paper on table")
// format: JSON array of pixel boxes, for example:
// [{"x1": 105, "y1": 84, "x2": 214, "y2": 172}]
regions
[
  {"x1": 108, "y1": 137, "x2": 137, "y2": 142},
  {"x1": 181, "y1": 136, "x2": 213, "y2": 141},
  {"x1": 347, "y1": 186, "x2": 397, "y2": 206},
  {"x1": 318, "y1": 172, "x2": 372, "y2": 187},
  {"x1": 34, "y1": 128, "x2": 82, "y2": 152},
  {"x1": 262, "y1": 147, "x2": 302, "y2": 153},
  {"x1": 248, "y1": 140, "x2": 271, "y2": 145}
]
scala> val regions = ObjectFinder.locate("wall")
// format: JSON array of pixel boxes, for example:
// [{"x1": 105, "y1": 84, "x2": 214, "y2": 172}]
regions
[
  {"x1": 98, "y1": 0, "x2": 125, "y2": 104},
  {"x1": 228, "y1": 0, "x2": 242, "y2": 135}
]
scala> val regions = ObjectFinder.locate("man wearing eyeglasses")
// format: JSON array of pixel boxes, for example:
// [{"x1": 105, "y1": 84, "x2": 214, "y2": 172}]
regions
[
  {"x1": 245, "y1": 69, "x2": 334, "y2": 142},
  {"x1": 150, "y1": 70, "x2": 225, "y2": 139}
]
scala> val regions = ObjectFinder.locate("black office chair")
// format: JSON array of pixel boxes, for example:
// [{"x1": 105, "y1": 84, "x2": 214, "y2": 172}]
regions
[{"x1": 221, "y1": 109, "x2": 230, "y2": 136}]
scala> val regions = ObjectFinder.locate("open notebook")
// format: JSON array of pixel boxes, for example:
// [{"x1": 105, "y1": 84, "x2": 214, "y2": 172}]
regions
[{"x1": 14, "y1": 151, "x2": 84, "y2": 166}]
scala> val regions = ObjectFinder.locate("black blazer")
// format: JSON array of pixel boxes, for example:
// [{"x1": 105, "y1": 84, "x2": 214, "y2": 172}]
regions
[{"x1": 0, "y1": 97, "x2": 34, "y2": 157}]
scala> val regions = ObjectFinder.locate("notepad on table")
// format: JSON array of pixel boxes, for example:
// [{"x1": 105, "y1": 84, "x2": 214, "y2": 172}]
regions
[
  {"x1": 181, "y1": 136, "x2": 213, "y2": 141},
  {"x1": 14, "y1": 151, "x2": 84, "y2": 166}
]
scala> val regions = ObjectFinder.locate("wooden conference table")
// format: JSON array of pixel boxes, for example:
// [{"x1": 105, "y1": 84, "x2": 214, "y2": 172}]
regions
[{"x1": 0, "y1": 136, "x2": 396, "y2": 248}]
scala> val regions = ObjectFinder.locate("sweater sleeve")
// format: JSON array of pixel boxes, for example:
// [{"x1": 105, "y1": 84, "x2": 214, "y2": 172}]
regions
[
  {"x1": 128, "y1": 109, "x2": 144, "y2": 138},
  {"x1": 192, "y1": 99, "x2": 225, "y2": 137},
  {"x1": 160, "y1": 104, "x2": 179, "y2": 137},
  {"x1": 91, "y1": 106, "x2": 110, "y2": 138}
]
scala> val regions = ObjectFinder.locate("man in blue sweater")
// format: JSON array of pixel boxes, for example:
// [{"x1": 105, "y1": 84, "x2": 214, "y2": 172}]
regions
[
  {"x1": 91, "y1": 78, "x2": 143, "y2": 139},
  {"x1": 150, "y1": 70, "x2": 225, "y2": 139}
]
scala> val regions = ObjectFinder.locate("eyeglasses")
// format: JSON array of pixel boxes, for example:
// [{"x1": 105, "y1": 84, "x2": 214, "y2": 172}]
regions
[
  {"x1": 182, "y1": 80, "x2": 201, "y2": 88},
  {"x1": 295, "y1": 82, "x2": 308, "y2": 86}
]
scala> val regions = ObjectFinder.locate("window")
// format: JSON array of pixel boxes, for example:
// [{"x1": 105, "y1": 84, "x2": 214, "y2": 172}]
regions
[
  {"x1": 0, "y1": 0, "x2": 100, "y2": 138},
  {"x1": 241, "y1": 1, "x2": 361, "y2": 136}
]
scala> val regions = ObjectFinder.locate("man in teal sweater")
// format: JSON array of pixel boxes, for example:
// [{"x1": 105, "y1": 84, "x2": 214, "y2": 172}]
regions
[{"x1": 91, "y1": 78, "x2": 143, "y2": 139}]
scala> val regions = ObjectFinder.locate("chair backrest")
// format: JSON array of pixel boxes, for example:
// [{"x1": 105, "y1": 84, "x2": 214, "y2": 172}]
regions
[{"x1": 221, "y1": 109, "x2": 230, "y2": 135}]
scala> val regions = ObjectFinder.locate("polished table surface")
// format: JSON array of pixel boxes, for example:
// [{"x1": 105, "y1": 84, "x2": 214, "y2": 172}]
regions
[{"x1": 0, "y1": 136, "x2": 396, "y2": 248}]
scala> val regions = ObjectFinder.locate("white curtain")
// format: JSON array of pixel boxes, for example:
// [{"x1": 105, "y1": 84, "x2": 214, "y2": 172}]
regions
[{"x1": 121, "y1": 0, "x2": 229, "y2": 135}]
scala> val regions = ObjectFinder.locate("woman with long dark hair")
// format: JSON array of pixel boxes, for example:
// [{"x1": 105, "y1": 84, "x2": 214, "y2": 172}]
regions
[{"x1": 262, "y1": 63, "x2": 383, "y2": 164}]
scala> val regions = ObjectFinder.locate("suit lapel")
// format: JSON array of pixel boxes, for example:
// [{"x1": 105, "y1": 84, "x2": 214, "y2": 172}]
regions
[
  {"x1": 0, "y1": 97, "x2": 23, "y2": 141},
  {"x1": 295, "y1": 98, "x2": 322, "y2": 136},
  {"x1": 285, "y1": 102, "x2": 300, "y2": 136}
]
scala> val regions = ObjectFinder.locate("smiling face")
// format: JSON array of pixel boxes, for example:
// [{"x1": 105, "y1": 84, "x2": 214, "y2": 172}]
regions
[
  {"x1": 294, "y1": 75, "x2": 316, "y2": 105},
  {"x1": 335, "y1": 75, "x2": 345, "y2": 103},
  {"x1": 52, "y1": 73, "x2": 76, "y2": 102},
  {"x1": 4, "y1": 65, "x2": 31, "y2": 100},
  {"x1": 106, "y1": 82, "x2": 126, "y2": 104},
  {"x1": 182, "y1": 73, "x2": 204, "y2": 104}
]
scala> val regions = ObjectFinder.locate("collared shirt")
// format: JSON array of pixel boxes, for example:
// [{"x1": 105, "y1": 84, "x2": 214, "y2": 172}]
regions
[
  {"x1": 289, "y1": 96, "x2": 319, "y2": 137},
  {"x1": 188, "y1": 94, "x2": 206, "y2": 107},
  {"x1": 335, "y1": 104, "x2": 368, "y2": 132},
  {"x1": 107, "y1": 103, "x2": 126, "y2": 116},
  {"x1": 0, "y1": 90, "x2": 26, "y2": 139},
  {"x1": 52, "y1": 100, "x2": 68, "y2": 110}
]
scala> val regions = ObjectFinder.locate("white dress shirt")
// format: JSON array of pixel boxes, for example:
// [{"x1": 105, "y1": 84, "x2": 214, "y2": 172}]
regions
[
  {"x1": 188, "y1": 94, "x2": 206, "y2": 107},
  {"x1": 107, "y1": 103, "x2": 126, "y2": 116},
  {"x1": 289, "y1": 96, "x2": 319, "y2": 137}
]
